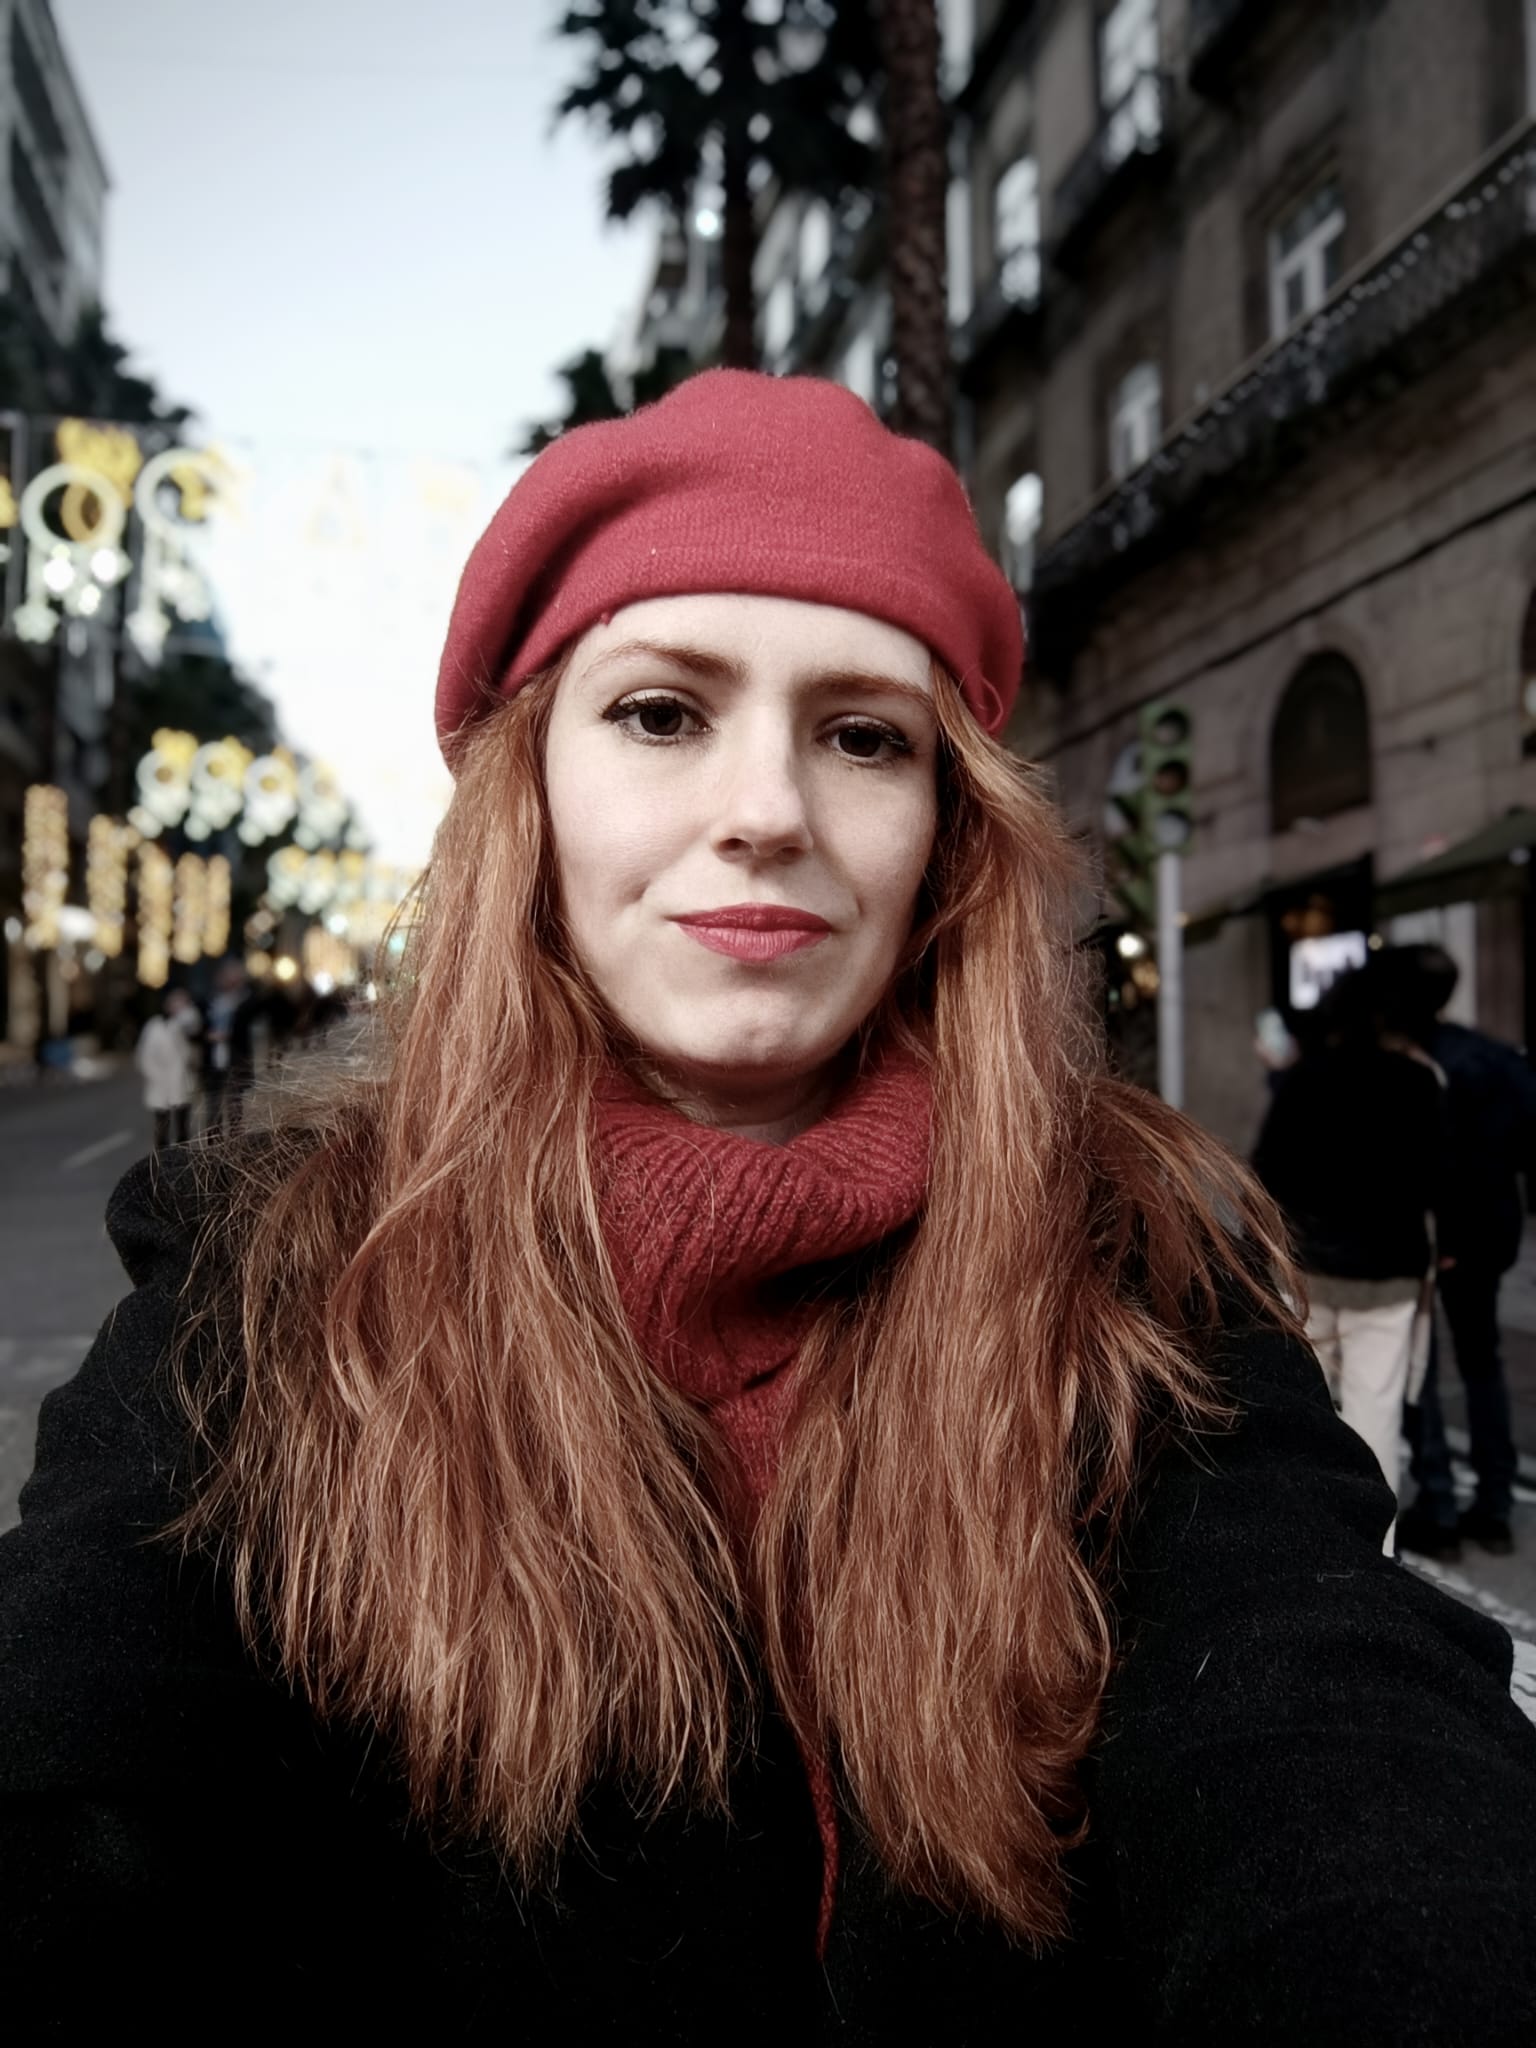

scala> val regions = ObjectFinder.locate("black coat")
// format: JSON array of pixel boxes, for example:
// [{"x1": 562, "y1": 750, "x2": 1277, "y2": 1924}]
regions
[
  {"x1": 1253, "y1": 1044, "x2": 1446, "y2": 1281},
  {"x1": 4, "y1": 1152, "x2": 1536, "y2": 2043},
  {"x1": 1428, "y1": 1021, "x2": 1536, "y2": 1272}
]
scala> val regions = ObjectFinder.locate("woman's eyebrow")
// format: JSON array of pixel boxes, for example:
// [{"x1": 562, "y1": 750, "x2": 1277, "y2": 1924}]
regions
[{"x1": 580, "y1": 640, "x2": 934, "y2": 714}]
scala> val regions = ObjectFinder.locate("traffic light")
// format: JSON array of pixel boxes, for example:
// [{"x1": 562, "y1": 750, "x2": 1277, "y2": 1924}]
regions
[{"x1": 1138, "y1": 700, "x2": 1194, "y2": 853}]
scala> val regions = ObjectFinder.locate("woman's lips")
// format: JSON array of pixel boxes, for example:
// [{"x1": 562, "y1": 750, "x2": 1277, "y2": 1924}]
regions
[
  {"x1": 671, "y1": 904, "x2": 832, "y2": 962},
  {"x1": 677, "y1": 924, "x2": 829, "y2": 962}
]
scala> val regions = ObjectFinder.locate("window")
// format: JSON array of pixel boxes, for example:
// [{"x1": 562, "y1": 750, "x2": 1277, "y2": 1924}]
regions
[
  {"x1": 763, "y1": 274, "x2": 796, "y2": 364},
  {"x1": 799, "y1": 202, "x2": 831, "y2": 287},
  {"x1": 1099, "y1": 0, "x2": 1161, "y2": 165},
  {"x1": 1002, "y1": 472, "x2": 1043, "y2": 591},
  {"x1": 1108, "y1": 360, "x2": 1161, "y2": 480},
  {"x1": 1270, "y1": 654, "x2": 1372, "y2": 831},
  {"x1": 840, "y1": 325, "x2": 879, "y2": 404},
  {"x1": 1269, "y1": 181, "x2": 1345, "y2": 337},
  {"x1": 993, "y1": 157, "x2": 1040, "y2": 305},
  {"x1": 1520, "y1": 591, "x2": 1536, "y2": 756}
]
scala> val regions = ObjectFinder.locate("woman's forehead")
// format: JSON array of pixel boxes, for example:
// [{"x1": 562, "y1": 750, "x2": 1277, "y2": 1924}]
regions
[{"x1": 565, "y1": 593, "x2": 935, "y2": 692}]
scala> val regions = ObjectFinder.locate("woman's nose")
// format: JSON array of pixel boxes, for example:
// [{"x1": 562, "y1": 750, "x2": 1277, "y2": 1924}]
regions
[{"x1": 707, "y1": 728, "x2": 813, "y2": 862}]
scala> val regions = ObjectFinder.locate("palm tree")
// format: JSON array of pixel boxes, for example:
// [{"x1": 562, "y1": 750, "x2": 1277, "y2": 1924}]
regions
[
  {"x1": 554, "y1": 0, "x2": 880, "y2": 370},
  {"x1": 517, "y1": 342, "x2": 695, "y2": 455},
  {"x1": 876, "y1": 0, "x2": 950, "y2": 452}
]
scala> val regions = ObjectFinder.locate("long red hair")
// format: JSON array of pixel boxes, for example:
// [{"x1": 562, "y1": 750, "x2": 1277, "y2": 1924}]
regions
[{"x1": 167, "y1": 658, "x2": 1295, "y2": 1942}]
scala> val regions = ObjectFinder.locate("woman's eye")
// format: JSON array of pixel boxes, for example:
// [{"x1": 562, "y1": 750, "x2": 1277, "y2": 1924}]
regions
[
  {"x1": 831, "y1": 722, "x2": 911, "y2": 763},
  {"x1": 605, "y1": 695, "x2": 700, "y2": 741}
]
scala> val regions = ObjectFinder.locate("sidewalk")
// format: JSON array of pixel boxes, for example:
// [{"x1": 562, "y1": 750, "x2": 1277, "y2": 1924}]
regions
[{"x1": 1440, "y1": 1223, "x2": 1536, "y2": 1473}]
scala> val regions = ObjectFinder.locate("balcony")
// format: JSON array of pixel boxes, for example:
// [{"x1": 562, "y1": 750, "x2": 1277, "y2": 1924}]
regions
[
  {"x1": 1187, "y1": 0, "x2": 1267, "y2": 96},
  {"x1": 1029, "y1": 120, "x2": 1536, "y2": 674},
  {"x1": 954, "y1": 259, "x2": 1043, "y2": 391},
  {"x1": 1050, "y1": 71, "x2": 1175, "y2": 270}
]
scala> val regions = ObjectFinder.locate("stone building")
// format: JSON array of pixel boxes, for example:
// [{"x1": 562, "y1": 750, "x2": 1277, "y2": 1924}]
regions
[
  {"x1": 0, "y1": 0, "x2": 109, "y2": 1047},
  {"x1": 0, "y1": 0, "x2": 106, "y2": 345},
  {"x1": 954, "y1": 0, "x2": 1536, "y2": 1148}
]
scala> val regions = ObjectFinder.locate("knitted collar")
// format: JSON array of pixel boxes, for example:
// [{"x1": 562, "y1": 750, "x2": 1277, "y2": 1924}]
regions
[{"x1": 592, "y1": 1044, "x2": 931, "y2": 1503}]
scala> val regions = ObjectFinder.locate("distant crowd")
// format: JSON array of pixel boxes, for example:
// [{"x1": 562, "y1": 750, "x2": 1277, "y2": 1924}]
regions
[{"x1": 134, "y1": 961, "x2": 356, "y2": 1149}]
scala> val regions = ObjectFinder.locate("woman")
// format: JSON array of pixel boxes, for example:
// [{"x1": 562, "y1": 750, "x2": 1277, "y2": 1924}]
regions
[
  {"x1": 132, "y1": 985, "x2": 200, "y2": 1150},
  {"x1": 1253, "y1": 965, "x2": 1446, "y2": 1516},
  {"x1": 3, "y1": 373, "x2": 1534, "y2": 2041}
]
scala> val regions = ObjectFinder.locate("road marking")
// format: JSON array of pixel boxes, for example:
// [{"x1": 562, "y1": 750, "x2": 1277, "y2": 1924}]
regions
[{"x1": 59, "y1": 1129, "x2": 133, "y2": 1171}]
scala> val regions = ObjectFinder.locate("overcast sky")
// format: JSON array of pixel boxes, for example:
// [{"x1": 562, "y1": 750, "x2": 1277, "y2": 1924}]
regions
[{"x1": 51, "y1": 0, "x2": 654, "y2": 866}]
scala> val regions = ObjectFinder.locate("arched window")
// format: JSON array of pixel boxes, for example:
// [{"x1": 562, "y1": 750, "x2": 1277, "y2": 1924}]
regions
[
  {"x1": 1520, "y1": 591, "x2": 1536, "y2": 756},
  {"x1": 1270, "y1": 653, "x2": 1372, "y2": 832}
]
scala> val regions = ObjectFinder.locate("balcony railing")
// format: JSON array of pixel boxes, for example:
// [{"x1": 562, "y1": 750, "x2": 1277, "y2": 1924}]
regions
[
  {"x1": 1029, "y1": 120, "x2": 1536, "y2": 673},
  {"x1": 953, "y1": 258, "x2": 1043, "y2": 385},
  {"x1": 1050, "y1": 71, "x2": 1174, "y2": 268},
  {"x1": 1187, "y1": 0, "x2": 1266, "y2": 95}
]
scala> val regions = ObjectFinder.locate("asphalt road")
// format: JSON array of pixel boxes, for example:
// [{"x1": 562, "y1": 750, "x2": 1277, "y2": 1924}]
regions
[
  {"x1": 1, "y1": 1062, "x2": 1534, "y2": 1723},
  {"x1": 0, "y1": 1061, "x2": 148, "y2": 1530}
]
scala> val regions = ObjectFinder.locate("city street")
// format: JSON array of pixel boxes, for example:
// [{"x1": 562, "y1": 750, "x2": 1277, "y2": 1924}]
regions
[
  {"x1": 0, "y1": 1061, "x2": 148, "y2": 1527},
  {"x1": 1, "y1": 1062, "x2": 1534, "y2": 1724}
]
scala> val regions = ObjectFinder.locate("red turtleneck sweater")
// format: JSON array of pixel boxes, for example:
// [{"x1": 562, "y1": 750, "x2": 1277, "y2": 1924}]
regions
[{"x1": 593, "y1": 1046, "x2": 931, "y2": 1946}]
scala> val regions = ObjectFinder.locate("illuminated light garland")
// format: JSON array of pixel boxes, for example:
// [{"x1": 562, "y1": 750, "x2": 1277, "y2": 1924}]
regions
[
  {"x1": 86, "y1": 814, "x2": 137, "y2": 958},
  {"x1": 302, "y1": 923, "x2": 356, "y2": 991},
  {"x1": 22, "y1": 784, "x2": 68, "y2": 949},
  {"x1": 172, "y1": 853, "x2": 208, "y2": 966},
  {"x1": 203, "y1": 854, "x2": 232, "y2": 960},
  {"x1": 136, "y1": 843, "x2": 173, "y2": 990}
]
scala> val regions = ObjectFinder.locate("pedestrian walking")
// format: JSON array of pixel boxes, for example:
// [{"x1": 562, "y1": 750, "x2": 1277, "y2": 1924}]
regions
[
  {"x1": 5, "y1": 371, "x2": 1536, "y2": 2038},
  {"x1": 1253, "y1": 967, "x2": 1446, "y2": 1517},
  {"x1": 200, "y1": 959, "x2": 258, "y2": 1132},
  {"x1": 133, "y1": 988, "x2": 200, "y2": 1153},
  {"x1": 1379, "y1": 944, "x2": 1536, "y2": 1561}
]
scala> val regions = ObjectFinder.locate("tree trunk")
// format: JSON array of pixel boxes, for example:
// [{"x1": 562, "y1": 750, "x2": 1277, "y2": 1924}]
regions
[
  {"x1": 878, "y1": 0, "x2": 951, "y2": 454},
  {"x1": 719, "y1": 125, "x2": 758, "y2": 370},
  {"x1": 717, "y1": 0, "x2": 758, "y2": 371}
]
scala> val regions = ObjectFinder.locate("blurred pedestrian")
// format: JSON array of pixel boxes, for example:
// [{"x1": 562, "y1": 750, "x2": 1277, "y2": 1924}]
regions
[
  {"x1": 1381, "y1": 944, "x2": 1536, "y2": 1560},
  {"x1": 201, "y1": 960, "x2": 258, "y2": 1132},
  {"x1": 1253, "y1": 965, "x2": 1446, "y2": 1516},
  {"x1": 134, "y1": 989, "x2": 200, "y2": 1153},
  {"x1": 4, "y1": 372, "x2": 1536, "y2": 2035}
]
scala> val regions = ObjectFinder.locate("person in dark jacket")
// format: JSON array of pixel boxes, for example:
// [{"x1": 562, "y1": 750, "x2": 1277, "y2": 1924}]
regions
[
  {"x1": 1379, "y1": 943, "x2": 1536, "y2": 1559},
  {"x1": 1252, "y1": 966, "x2": 1446, "y2": 1520},
  {"x1": 4, "y1": 371, "x2": 1536, "y2": 2041}
]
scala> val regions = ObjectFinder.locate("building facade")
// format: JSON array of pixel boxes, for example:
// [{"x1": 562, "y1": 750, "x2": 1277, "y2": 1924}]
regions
[
  {"x1": 0, "y1": 0, "x2": 106, "y2": 343},
  {"x1": 956, "y1": 0, "x2": 1536, "y2": 1148},
  {"x1": 0, "y1": 0, "x2": 109, "y2": 1046}
]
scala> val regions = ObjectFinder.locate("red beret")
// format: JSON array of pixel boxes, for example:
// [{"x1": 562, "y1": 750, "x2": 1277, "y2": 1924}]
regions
[{"x1": 434, "y1": 370, "x2": 1023, "y2": 766}]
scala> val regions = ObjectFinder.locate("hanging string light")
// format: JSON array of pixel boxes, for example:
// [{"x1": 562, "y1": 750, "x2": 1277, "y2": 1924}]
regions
[
  {"x1": 86, "y1": 815, "x2": 137, "y2": 958},
  {"x1": 203, "y1": 854, "x2": 232, "y2": 960},
  {"x1": 136, "y1": 843, "x2": 173, "y2": 989},
  {"x1": 21, "y1": 784, "x2": 68, "y2": 950},
  {"x1": 172, "y1": 852, "x2": 208, "y2": 966}
]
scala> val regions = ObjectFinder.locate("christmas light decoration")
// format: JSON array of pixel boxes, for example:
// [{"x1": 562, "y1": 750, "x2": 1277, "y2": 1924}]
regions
[
  {"x1": 86, "y1": 815, "x2": 137, "y2": 958},
  {"x1": 238, "y1": 749, "x2": 299, "y2": 844},
  {"x1": 184, "y1": 737, "x2": 253, "y2": 841},
  {"x1": 126, "y1": 446, "x2": 227, "y2": 663},
  {"x1": 136, "y1": 843, "x2": 173, "y2": 989},
  {"x1": 129, "y1": 729, "x2": 198, "y2": 838},
  {"x1": 302, "y1": 923, "x2": 356, "y2": 989},
  {"x1": 12, "y1": 439, "x2": 131, "y2": 645},
  {"x1": 172, "y1": 852, "x2": 208, "y2": 966},
  {"x1": 204, "y1": 854, "x2": 232, "y2": 959},
  {"x1": 22, "y1": 784, "x2": 68, "y2": 949}
]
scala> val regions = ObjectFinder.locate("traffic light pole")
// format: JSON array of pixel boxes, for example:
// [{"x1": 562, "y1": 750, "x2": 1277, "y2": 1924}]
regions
[{"x1": 1156, "y1": 848, "x2": 1184, "y2": 1110}]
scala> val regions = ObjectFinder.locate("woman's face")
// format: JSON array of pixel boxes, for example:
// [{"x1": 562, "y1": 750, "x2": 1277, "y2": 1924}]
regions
[{"x1": 543, "y1": 593, "x2": 939, "y2": 1124}]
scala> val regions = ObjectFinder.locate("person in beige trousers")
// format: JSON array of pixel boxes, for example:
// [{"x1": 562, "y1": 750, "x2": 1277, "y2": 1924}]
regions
[{"x1": 1254, "y1": 966, "x2": 1446, "y2": 1530}]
